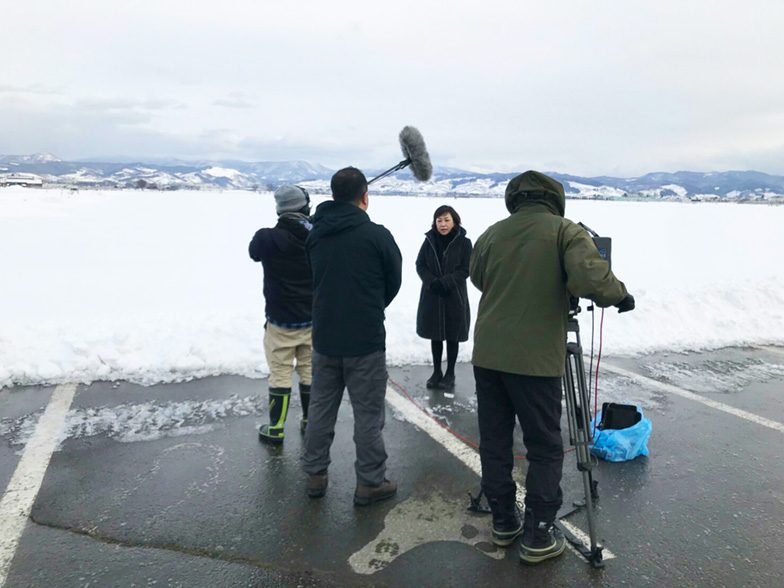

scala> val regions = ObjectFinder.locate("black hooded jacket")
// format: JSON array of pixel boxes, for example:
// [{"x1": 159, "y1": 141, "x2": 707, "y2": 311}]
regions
[
  {"x1": 249, "y1": 214, "x2": 313, "y2": 325},
  {"x1": 306, "y1": 200, "x2": 402, "y2": 356}
]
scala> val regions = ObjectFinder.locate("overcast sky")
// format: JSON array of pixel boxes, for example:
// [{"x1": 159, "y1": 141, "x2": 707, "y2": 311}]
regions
[{"x1": 2, "y1": 1, "x2": 783, "y2": 176}]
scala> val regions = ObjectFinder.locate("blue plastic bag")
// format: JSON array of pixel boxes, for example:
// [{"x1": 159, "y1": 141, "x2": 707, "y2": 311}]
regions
[{"x1": 589, "y1": 405, "x2": 652, "y2": 462}]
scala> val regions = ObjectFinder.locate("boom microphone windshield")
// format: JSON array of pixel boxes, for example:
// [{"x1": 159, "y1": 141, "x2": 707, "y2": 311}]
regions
[
  {"x1": 399, "y1": 126, "x2": 433, "y2": 181},
  {"x1": 368, "y1": 125, "x2": 433, "y2": 184}
]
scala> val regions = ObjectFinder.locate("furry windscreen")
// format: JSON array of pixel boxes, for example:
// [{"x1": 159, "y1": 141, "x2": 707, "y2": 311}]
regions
[{"x1": 399, "y1": 126, "x2": 433, "y2": 182}]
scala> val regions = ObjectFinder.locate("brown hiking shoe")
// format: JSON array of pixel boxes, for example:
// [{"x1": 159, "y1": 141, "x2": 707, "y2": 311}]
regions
[
  {"x1": 306, "y1": 473, "x2": 328, "y2": 498},
  {"x1": 354, "y1": 479, "x2": 397, "y2": 506}
]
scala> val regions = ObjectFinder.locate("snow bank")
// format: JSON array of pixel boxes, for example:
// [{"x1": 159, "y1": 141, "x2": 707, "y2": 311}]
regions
[{"x1": 1, "y1": 187, "x2": 782, "y2": 389}]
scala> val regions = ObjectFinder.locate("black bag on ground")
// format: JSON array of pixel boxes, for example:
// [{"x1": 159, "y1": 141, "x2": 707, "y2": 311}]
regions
[{"x1": 597, "y1": 402, "x2": 641, "y2": 430}]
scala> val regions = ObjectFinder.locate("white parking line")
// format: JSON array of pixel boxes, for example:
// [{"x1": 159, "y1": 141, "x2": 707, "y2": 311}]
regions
[
  {"x1": 385, "y1": 386, "x2": 616, "y2": 562},
  {"x1": 600, "y1": 362, "x2": 784, "y2": 434},
  {"x1": 0, "y1": 383, "x2": 76, "y2": 587}
]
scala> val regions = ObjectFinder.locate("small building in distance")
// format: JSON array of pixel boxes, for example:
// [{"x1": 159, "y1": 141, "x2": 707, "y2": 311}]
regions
[{"x1": 0, "y1": 172, "x2": 44, "y2": 188}]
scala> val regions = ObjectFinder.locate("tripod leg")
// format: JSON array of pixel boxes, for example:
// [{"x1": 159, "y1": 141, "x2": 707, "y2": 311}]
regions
[{"x1": 563, "y1": 337, "x2": 604, "y2": 567}]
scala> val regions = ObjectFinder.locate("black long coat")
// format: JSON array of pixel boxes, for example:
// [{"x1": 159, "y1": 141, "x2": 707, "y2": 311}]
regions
[{"x1": 416, "y1": 227, "x2": 472, "y2": 342}]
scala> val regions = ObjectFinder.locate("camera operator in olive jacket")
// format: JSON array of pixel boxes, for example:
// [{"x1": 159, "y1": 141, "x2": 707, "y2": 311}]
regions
[{"x1": 469, "y1": 170, "x2": 634, "y2": 564}]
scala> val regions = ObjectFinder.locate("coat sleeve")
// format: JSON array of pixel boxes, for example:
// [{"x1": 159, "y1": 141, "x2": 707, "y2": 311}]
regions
[
  {"x1": 304, "y1": 232, "x2": 313, "y2": 275},
  {"x1": 469, "y1": 233, "x2": 487, "y2": 292},
  {"x1": 415, "y1": 239, "x2": 437, "y2": 286},
  {"x1": 381, "y1": 228, "x2": 403, "y2": 307},
  {"x1": 561, "y1": 222, "x2": 627, "y2": 307},
  {"x1": 249, "y1": 229, "x2": 266, "y2": 262},
  {"x1": 442, "y1": 238, "x2": 472, "y2": 291}
]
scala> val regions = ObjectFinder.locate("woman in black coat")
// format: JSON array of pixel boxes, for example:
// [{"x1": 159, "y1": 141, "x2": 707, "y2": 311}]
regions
[{"x1": 416, "y1": 205, "x2": 472, "y2": 390}]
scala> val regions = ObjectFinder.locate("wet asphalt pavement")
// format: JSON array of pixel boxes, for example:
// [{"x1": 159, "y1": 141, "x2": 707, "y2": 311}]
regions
[{"x1": 1, "y1": 346, "x2": 783, "y2": 587}]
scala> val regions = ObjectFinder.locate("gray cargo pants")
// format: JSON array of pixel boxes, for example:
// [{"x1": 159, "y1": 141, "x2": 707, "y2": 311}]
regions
[{"x1": 301, "y1": 350, "x2": 388, "y2": 486}]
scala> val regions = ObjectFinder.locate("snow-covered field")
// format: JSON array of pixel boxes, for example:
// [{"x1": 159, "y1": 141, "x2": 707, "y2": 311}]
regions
[{"x1": 1, "y1": 187, "x2": 782, "y2": 390}]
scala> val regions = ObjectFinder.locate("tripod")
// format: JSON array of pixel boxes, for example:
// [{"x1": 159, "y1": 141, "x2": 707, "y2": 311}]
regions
[{"x1": 560, "y1": 304, "x2": 604, "y2": 568}]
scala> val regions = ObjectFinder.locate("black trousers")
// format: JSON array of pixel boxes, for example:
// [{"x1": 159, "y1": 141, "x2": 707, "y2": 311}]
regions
[{"x1": 474, "y1": 365, "x2": 564, "y2": 523}]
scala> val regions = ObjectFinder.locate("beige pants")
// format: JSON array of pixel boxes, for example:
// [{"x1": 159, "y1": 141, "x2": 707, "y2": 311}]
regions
[{"x1": 264, "y1": 322, "x2": 312, "y2": 388}]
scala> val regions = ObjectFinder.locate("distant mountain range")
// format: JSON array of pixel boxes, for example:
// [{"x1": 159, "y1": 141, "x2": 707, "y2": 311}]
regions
[{"x1": 1, "y1": 153, "x2": 783, "y2": 203}]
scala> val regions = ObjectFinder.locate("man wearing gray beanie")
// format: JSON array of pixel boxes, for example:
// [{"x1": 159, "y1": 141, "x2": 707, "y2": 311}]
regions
[
  {"x1": 274, "y1": 184, "x2": 310, "y2": 215},
  {"x1": 249, "y1": 185, "x2": 313, "y2": 444}
]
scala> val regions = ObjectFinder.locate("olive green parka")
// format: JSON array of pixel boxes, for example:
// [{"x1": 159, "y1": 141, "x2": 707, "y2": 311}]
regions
[{"x1": 469, "y1": 171, "x2": 627, "y2": 377}]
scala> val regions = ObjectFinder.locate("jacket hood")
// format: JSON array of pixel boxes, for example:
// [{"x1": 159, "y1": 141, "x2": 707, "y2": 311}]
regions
[
  {"x1": 504, "y1": 170, "x2": 565, "y2": 217},
  {"x1": 271, "y1": 213, "x2": 311, "y2": 249},
  {"x1": 310, "y1": 200, "x2": 369, "y2": 242}
]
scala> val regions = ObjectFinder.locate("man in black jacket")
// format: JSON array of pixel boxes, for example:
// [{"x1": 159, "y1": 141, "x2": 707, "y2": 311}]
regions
[
  {"x1": 301, "y1": 167, "x2": 402, "y2": 506},
  {"x1": 249, "y1": 185, "x2": 313, "y2": 445}
]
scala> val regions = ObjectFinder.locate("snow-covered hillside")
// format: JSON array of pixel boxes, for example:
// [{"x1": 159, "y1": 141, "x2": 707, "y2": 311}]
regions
[{"x1": 1, "y1": 154, "x2": 783, "y2": 202}]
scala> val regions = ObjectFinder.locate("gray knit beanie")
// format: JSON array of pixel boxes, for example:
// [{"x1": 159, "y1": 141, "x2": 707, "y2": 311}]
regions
[{"x1": 274, "y1": 185, "x2": 309, "y2": 214}]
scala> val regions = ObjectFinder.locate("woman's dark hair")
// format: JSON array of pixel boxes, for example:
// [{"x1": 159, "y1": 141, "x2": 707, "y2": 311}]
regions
[{"x1": 431, "y1": 205, "x2": 461, "y2": 231}]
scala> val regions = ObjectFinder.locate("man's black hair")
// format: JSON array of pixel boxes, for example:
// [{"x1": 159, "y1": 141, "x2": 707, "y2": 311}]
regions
[
  {"x1": 331, "y1": 167, "x2": 368, "y2": 203},
  {"x1": 431, "y1": 205, "x2": 461, "y2": 231}
]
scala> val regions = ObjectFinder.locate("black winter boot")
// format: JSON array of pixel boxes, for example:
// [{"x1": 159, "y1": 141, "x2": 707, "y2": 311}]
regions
[
  {"x1": 426, "y1": 370, "x2": 443, "y2": 389},
  {"x1": 439, "y1": 372, "x2": 455, "y2": 390},
  {"x1": 299, "y1": 383, "x2": 311, "y2": 434},
  {"x1": 258, "y1": 387, "x2": 291, "y2": 445},
  {"x1": 488, "y1": 494, "x2": 523, "y2": 546},
  {"x1": 519, "y1": 509, "x2": 565, "y2": 564},
  {"x1": 428, "y1": 341, "x2": 443, "y2": 389},
  {"x1": 442, "y1": 341, "x2": 458, "y2": 391}
]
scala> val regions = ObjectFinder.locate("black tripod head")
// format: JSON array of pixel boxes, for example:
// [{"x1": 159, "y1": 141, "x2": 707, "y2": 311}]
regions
[{"x1": 569, "y1": 296, "x2": 581, "y2": 318}]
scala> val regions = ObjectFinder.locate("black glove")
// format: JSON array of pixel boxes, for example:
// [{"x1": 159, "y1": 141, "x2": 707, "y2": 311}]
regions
[
  {"x1": 437, "y1": 276, "x2": 452, "y2": 295},
  {"x1": 615, "y1": 293, "x2": 635, "y2": 313}
]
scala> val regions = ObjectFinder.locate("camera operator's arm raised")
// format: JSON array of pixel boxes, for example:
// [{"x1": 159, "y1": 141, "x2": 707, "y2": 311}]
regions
[{"x1": 560, "y1": 222, "x2": 628, "y2": 308}]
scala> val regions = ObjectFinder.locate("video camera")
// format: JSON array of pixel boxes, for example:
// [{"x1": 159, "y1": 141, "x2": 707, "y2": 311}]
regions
[
  {"x1": 578, "y1": 222, "x2": 612, "y2": 269},
  {"x1": 570, "y1": 223, "x2": 612, "y2": 315}
]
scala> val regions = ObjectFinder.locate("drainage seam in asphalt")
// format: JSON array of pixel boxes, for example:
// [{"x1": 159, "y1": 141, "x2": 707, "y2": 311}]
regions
[
  {"x1": 600, "y1": 361, "x2": 784, "y2": 434},
  {"x1": 25, "y1": 516, "x2": 372, "y2": 588}
]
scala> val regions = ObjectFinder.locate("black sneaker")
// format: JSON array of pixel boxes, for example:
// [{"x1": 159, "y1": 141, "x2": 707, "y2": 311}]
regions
[
  {"x1": 489, "y1": 498, "x2": 523, "y2": 546},
  {"x1": 519, "y1": 522, "x2": 565, "y2": 565},
  {"x1": 492, "y1": 513, "x2": 523, "y2": 546}
]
